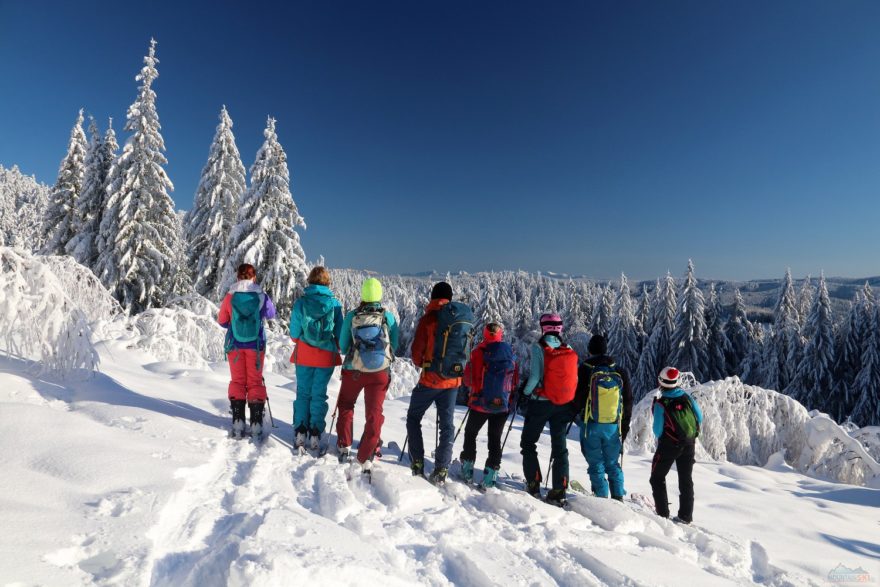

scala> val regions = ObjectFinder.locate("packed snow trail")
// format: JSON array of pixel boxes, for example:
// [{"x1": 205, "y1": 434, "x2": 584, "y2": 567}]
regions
[{"x1": 1, "y1": 343, "x2": 877, "y2": 585}]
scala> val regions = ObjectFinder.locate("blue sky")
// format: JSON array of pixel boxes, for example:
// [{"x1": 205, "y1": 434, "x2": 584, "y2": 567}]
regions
[{"x1": 2, "y1": 0, "x2": 879, "y2": 280}]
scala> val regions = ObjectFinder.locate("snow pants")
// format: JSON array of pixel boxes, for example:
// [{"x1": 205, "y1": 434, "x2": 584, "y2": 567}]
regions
[
  {"x1": 336, "y1": 369, "x2": 389, "y2": 464},
  {"x1": 460, "y1": 410, "x2": 508, "y2": 470},
  {"x1": 227, "y1": 349, "x2": 267, "y2": 402},
  {"x1": 650, "y1": 440, "x2": 696, "y2": 522},
  {"x1": 579, "y1": 421, "x2": 625, "y2": 498},
  {"x1": 294, "y1": 365, "x2": 335, "y2": 434},
  {"x1": 405, "y1": 385, "x2": 457, "y2": 470},
  {"x1": 520, "y1": 398, "x2": 571, "y2": 491}
]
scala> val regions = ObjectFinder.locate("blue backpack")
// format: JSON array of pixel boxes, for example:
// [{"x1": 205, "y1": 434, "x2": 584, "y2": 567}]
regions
[
  {"x1": 350, "y1": 307, "x2": 393, "y2": 372},
  {"x1": 300, "y1": 308, "x2": 336, "y2": 347},
  {"x1": 230, "y1": 292, "x2": 263, "y2": 344},
  {"x1": 473, "y1": 342, "x2": 516, "y2": 413},
  {"x1": 428, "y1": 302, "x2": 475, "y2": 378}
]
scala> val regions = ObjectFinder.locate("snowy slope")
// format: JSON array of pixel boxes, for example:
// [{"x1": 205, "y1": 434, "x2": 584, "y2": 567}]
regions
[{"x1": 2, "y1": 338, "x2": 879, "y2": 586}]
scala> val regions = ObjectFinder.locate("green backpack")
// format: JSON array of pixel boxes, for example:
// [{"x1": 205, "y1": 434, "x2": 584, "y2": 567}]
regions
[{"x1": 657, "y1": 395, "x2": 700, "y2": 442}]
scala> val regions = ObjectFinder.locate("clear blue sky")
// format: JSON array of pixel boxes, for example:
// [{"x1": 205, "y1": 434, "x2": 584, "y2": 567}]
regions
[{"x1": 2, "y1": 0, "x2": 879, "y2": 281}]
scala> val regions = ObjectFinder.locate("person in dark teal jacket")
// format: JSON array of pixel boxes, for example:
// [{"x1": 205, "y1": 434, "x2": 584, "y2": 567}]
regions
[
  {"x1": 289, "y1": 267, "x2": 344, "y2": 450},
  {"x1": 650, "y1": 366, "x2": 704, "y2": 524}
]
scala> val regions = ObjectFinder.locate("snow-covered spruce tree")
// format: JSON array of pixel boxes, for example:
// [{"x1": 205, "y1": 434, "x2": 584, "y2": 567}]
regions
[
  {"x1": 67, "y1": 118, "x2": 117, "y2": 269},
  {"x1": 185, "y1": 106, "x2": 246, "y2": 300},
  {"x1": 833, "y1": 292, "x2": 865, "y2": 421},
  {"x1": 670, "y1": 260, "x2": 708, "y2": 380},
  {"x1": 635, "y1": 284, "x2": 652, "y2": 352},
  {"x1": 590, "y1": 284, "x2": 613, "y2": 337},
  {"x1": 797, "y1": 275, "x2": 813, "y2": 331},
  {"x1": 168, "y1": 211, "x2": 193, "y2": 297},
  {"x1": 765, "y1": 269, "x2": 801, "y2": 392},
  {"x1": 740, "y1": 322, "x2": 767, "y2": 385},
  {"x1": 0, "y1": 165, "x2": 50, "y2": 250},
  {"x1": 723, "y1": 288, "x2": 752, "y2": 375},
  {"x1": 95, "y1": 39, "x2": 178, "y2": 314},
  {"x1": 790, "y1": 273, "x2": 835, "y2": 411},
  {"x1": 635, "y1": 272, "x2": 677, "y2": 398},
  {"x1": 704, "y1": 283, "x2": 732, "y2": 381},
  {"x1": 219, "y1": 117, "x2": 307, "y2": 320},
  {"x1": 607, "y1": 273, "x2": 639, "y2": 372},
  {"x1": 852, "y1": 302, "x2": 880, "y2": 426},
  {"x1": 43, "y1": 109, "x2": 87, "y2": 255}
]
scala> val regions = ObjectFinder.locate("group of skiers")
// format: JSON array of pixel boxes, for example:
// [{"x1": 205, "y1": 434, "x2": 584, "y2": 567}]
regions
[{"x1": 218, "y1": 267, "x2": 704, "y2": 524}]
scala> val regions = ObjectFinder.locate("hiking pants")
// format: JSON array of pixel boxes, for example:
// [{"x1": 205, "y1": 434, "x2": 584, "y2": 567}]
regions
[
  {"x1": 336, "y1": 369, "x2": 389, "y2": 463},
  {"x1": 460, "y1": 410, "x2": 508, "y2": 470},
  {"x1": 520, "y1": 398, "x2": 571, "y2": 491},
  {"x1": 579, "y1": 421, "x2": 625, "y2": 498},
  {"x1": 650, "y1": 440, "x2": 696, "y2": 522},
  {"x1": 294, "y1": 365, "x2": 335, "y2": 433},
  {"x1": 227, "y1": 349, "x2": 267, "y2": 402},
  {"x1": 405, "y1": 384, "x2": 457, "y2": 470}
]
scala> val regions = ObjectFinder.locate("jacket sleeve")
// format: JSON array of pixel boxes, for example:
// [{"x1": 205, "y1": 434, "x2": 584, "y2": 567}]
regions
[
  {"x1": 573, "y1": 363, "x2": 592, "y2": 417},
  {"x1": 332, "y1": 304, "x2": 344, "y2": 347},
  {"x1": 218, "y1": 294, "x2": 232, "y2": 328},
  {"x1": 386, "y1": 311, "x2": 400, "y2": 354},
  {"x1": 338, "y1": 311, "x2": 354, "y2": 356},
  {"x1": 289, "y1": 301, "x2": 302, "y2": 340},
  {"x1": 523, "y1": 344, "x2": 543, "y2": 397},
  {"x1": 652, "y1": 401, "x2": 664, "y2": 438},
  {"x1": 689, "y1": 394, "x2": 704, "y2": 425},
  {"x1": 620, "y1": 367, "x2": 634, "y2": 438},
  {"x1": 411, "y1": 314, "x2": 429, "y2": 367},
  {"x1": 469, "y1": 346, "x2": 485, "y2": 394},
  {"x1": 261, "y1": 296, "x2": 277, "y2": 320}
]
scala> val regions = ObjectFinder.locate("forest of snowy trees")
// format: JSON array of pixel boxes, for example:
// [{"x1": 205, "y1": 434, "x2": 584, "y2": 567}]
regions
[{"x1": 1, "y1": 39, "x2": 878, "y2": 428}]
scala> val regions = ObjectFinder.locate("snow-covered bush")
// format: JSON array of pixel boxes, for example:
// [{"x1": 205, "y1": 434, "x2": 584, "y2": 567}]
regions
[
  {"x1": 42, "y1": 255, "x2": 122, "y2": 322},
  {"x1": 126, "y1": 306, "x2": 225, "y2": 368},
  {"x1": 0, "y1": 247, "x2": 99, "y2": 375},
  {"x1": 626, "y1": 376, "x2": 880, "y2": 487}
]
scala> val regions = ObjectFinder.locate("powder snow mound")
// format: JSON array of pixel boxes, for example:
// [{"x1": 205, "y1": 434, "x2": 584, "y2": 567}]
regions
[{"x1": 626, "y1": 376, "x2": 880, "y2": 487}]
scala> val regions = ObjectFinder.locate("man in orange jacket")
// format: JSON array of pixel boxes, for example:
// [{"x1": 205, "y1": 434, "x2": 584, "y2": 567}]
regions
[{"x1": 406, "y1": 281, "x2": 465, "y2": 484}]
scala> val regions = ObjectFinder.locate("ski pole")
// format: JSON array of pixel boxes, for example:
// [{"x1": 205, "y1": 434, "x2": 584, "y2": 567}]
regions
[
  {"x1": 500, "y1": 393, "x2": 520, "y2": 454},
  {"x1": 398, "y1": 434, "x2": 409, "y2": 462},
  {"x1": 544, "y1": 419, "x2": 575, "y2": 489},
  {"x1": 452, "y1": 409, "x2": 471, "y2": 445},
  {"x1": 433, "y1": 409, "x2": 440, "y2": 458},
  {"x1": 266, "y1": 396, "x2": 278, "y2": 428}
]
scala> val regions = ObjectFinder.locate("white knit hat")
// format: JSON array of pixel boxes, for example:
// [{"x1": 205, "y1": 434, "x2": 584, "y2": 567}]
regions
[{"x1": 658, "y1": 366, "x2": 681, "y2": 389}]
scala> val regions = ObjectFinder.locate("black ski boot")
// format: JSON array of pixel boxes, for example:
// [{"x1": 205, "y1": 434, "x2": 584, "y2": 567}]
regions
[
  {"x1": 230, "y1": 400, "x2": 247, "y2": 439},
  {"x1": 545, "y1": 488, "x2": 568, "y2": 508},
  {"x1": 249, "y1": 402, "x2": 265, "y2": 439},
  {"x1": 526, "y1": 480, "x2": 542, "y2": 499}
]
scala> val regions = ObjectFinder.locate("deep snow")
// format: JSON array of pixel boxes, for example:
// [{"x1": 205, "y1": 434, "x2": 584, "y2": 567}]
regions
[{"x1": 1, "y1": 335, "x2": 878, "y2": 586}]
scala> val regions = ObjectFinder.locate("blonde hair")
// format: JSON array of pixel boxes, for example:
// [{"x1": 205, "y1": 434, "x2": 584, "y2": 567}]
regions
[{"x1": 307, "y1": 266, "x2": 331, "y2": 286}]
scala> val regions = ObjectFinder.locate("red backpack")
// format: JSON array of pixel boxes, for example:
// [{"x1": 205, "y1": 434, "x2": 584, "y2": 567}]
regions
[{"x1": 537, "y1": 344, "x2": 578, "y2": 405}]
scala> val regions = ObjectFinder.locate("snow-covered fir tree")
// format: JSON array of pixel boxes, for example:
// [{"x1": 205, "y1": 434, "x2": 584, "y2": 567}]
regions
[
  {"x1": 185, "y1": 106, "x2": 247, "y2": 300},
  {"x1": 670, "y1": 260, "x2": 709, "y2": 380},
  {"x1": 833, "y1": 292, "x2": 865, "y2": 421},
  {"x1": 704, "y1": 283, "x2": 732, "y2": 381},
  {"x1": 740, "y1": 322, "x2": 767, "y2": 386},
  {"x1": 790, "y1": 273, "x2": 835, "y2": 412},
  {"x1": 219, "y1": 117, "x2": 308, "y2": 319},
  {"x1": 797, "y1": 275, "x2": 813, "y2": 331},
  {"x1": 43, "y1": 109, "x2": 87, "y2": 256},
  {"x1": 852, "y1": 301, "x2": 880, "y2": 426},
  {"x1": 607, "y1": 274, "x2": 639, "y2": 372},
  {"x1": 724, "y1": 288, "x2": 752, "y2": 375},
  {"x1": 95, "y1": 39, "x2": 179, "y2": 314},
  {"x1": 0, "y1": 165, "x2": 49, "y2": 251},
  {"x1": 765, "y1": 269, "x2": 801, "y2": 392},
  {"x1": 635, "y1": 284, "x2": 652, "y2": 351},
  {"x1": 590, "y1": 284, "x2": 614, "y2": 337},
  {"x1": 635, "y1": 273, "x2": 676, "y2": 398},
  {"x1": 68, "y1": 118, "x2": 118, "y2": 269}
]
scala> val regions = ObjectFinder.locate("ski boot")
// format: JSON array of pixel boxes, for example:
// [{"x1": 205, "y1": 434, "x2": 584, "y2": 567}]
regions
[
  {"x1": 410, "y1": 459, "x2": 426, "y2": 478},
  {"x1": 526, "y1": 479, "x2": 542, "y2": 499},
  {"x1": 428, "y1": 467, "x2": 448, "y2": 486},
  {"x1": 672, "y1": 516, "x2": 692, "y2": 525},
  {"x1": 230, "y1": 400, "x2": 247, "y2": 439},
  {"x1": 460, "y1": 460, "x2": 475, "y2": 483},
  {"x1": 309, "y1": 428, "x2": 321, "y2": 452},
  {"x1": 545, "y1": 488, "x2": 568, "y2": 508},
  {"x1": 480, "y1": 467, "x2": 499, "y2": 489},
  {"x1": 611, "y1": 495, "x2": 624, "y2": 502},
  {"x1": 294, "y1": 427, "x2": 307, "y2": 454},
  {"x1": 337, "y1": 445, "x2": 351, "y2": 464},
  {"x1": 248, "y1": 402, "x2": 264, "y2": 439},
  {"x1": 361, "y1": 459, "x2": 373, "y2": 483}
]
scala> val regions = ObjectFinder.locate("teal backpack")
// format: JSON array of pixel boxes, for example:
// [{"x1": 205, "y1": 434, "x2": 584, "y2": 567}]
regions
[
  {"x1": 227, "y1": 292, "x2": 264, "y2": 367},
  {"x1": 300, "y1": 308, "x2": 336, "y2": 347}
]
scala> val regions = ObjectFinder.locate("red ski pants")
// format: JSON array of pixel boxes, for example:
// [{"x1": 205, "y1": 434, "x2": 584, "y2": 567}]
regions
[
  {"x1": 227, "y1": 349, "x2": 267, "y2": 402},
  {"x1": 336, "y1": 369, "x2": 389, "y2": 463}
]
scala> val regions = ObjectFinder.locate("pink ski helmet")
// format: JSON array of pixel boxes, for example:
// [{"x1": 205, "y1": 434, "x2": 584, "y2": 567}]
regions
[{"x1": 539, "y1": 313, "x2": 564, "y2": 334}]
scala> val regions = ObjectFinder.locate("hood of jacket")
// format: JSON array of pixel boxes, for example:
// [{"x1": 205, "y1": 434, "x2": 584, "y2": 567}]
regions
[
  {"x1": 425, "y1": 298, "x2": 449, "y2": 313},
  {"x1": 301, "y1": 284, "x2": 338, "y2": 316},
  {"x1": 659, "y1": 387, "x2": 687, "y2": 399}
]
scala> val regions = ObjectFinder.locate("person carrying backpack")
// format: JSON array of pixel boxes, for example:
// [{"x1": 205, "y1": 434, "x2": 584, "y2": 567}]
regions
[
  {"x1": 217, "y1": 263, "x2": 277, "y2": 439},
  {"x1": 650, "y1": 366, "x2": 704, "y2": 524},
  {"x1": 289, "y1": 266, "x2": 344, "y2": 451},
  {"x1": 406, "y1": 281, "x2": 474, "y2": 484},
  {"x1": 335, "y1": 278, "x2": 400, "y2": 475},
  {"x1": 519, "y1": 313, "x2": 579, "y2": 506},
  {"x1": 573, "y1": 334, "x2": 633, "y2": 500},
  {"x1": 459, "y1": 322, "x2": 518, "y2": 489}
]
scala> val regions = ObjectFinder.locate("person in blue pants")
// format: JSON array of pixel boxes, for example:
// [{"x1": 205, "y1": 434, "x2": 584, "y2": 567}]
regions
[{"x1": 573, "y1": 334, "x2": 633, "y2": 500}]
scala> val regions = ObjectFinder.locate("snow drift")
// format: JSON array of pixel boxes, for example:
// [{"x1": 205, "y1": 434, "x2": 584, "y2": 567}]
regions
[{"x1": 626, "y1": 376, "x2": 880, "y2": 487}]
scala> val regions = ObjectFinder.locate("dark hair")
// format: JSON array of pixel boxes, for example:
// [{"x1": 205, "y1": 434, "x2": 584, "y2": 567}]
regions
[
  {"x1": 237, "y1": 263, "x2": 256, "y2": 281},
  {"x1": 308, "y1": 266, "x2": 331, "y2": 286},
  {"x1": 486, "y1": 322, "x2": 502, "y2": 334}
]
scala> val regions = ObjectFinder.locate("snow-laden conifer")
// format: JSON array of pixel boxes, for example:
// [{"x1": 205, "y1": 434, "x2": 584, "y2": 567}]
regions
[
  {"x1": 704, "y1": 283, "x2": 732, "y2": 381},
  {"x1": 590, "y1": 284, "x2": 613, "y2": 337},
  {"x1": 852, "y1": 301, "x2": 880, "y2": 426},
  {"x1": 790, "y1": 274, "x2": 835, "y2": 411},
  {"x1": 608, "y1": 273, "x2": 639, "y2": 372},
  {"x1": 43, "y1": 110, "x2": 87, "y2": 255},
  {"x1": 765, "y1": 269, "x2": 801, "y2": 392},
  {"x1": 724, "y1": 288, "x2": 751, "y2": 375},
  {"x1": 670, "y1": 260, "x2": 709, "y2": 380},
  {"x1": 185, "y1": 106, "x2": 246, "y2": 300},
  {"x1": 95, "y1": 39, "x2": 178, "y2": 314},
  {"x1": 635, "y1": 273, "x2": 676, "y2": 397},
  {"x1": 219, "y1": 117, "x2": 307, "y2": 319}
]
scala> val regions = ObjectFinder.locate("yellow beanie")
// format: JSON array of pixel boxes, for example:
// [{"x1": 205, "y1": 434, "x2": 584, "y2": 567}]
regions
[{"x1": 361, "y1": 278, "x2": 383, "y2": 303}]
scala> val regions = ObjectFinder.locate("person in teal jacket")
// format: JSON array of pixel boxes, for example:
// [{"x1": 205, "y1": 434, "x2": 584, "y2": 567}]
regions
[
  {"x1": 289, "y1": 266, "x2": 344, "y2": 450},
  {"x1": 334, "y1": 278, "x2": 400, "y2": 473}
]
